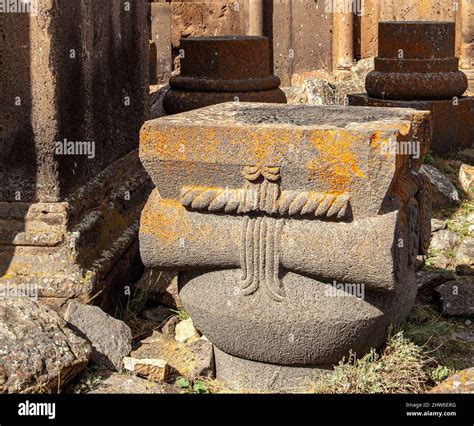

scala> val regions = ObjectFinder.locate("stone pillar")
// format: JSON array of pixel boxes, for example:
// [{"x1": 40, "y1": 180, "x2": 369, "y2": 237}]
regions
[
  {"x1": 163, "y1": 36, "x2": 287, "y2": 114},
  {"x1": 460, "y1": 0, "x2": 474, "y2": 94},
  {"x1": 332, "y1": 4, "x2": 354, "y2": 70},
  {"x1": 357, "y1": 0, "x2": 380, "y2": 59},
  {"x1": 272, "y1": 0, "x2": 333, "y2": 86},
  {"x1": 150, "y1": 1, "x2": 172, "y2": 84},
  {"x1": 0, "y1": 0, "x2": 150, "y2": 312},
  {"x1": 248, "y1": 0, "x2": 264, "y2": 36},
  {"x1": 139, "y1": 102, "x2": 432, "y2": 390},
  {"x1": 460, "y1": 0, "x2": 474, "y2": 69},
  {"x1": 349, "y1": 21, "x2": 474, "y2": 155}
]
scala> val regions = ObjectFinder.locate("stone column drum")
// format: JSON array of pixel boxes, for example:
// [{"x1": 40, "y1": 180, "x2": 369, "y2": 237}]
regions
[
  {"x1": 349, "y1": 22, "x2": 474, "y2": 155},
  {"x1": 139, "y1": 103, "x2": 432, "y2": 390},
  {"x1": 163, "y1": 36, "x2": 287, "y2": 115}
]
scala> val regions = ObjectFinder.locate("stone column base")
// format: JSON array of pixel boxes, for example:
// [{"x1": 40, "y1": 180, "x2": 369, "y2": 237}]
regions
[
  {"x1": 214, "y1": 347, "x2": 329, "y2": 393},
  {"x1": 348, "y1": 94, "x2": 474, "y2": 156},
  {"x1": 0, "y1": 149, "x2": 152, "y2": 313}
]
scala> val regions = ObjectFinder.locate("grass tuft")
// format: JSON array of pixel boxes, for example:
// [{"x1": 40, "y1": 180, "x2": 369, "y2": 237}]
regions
[{"x1": 309, "y1": 332, "x2": 428, "y2": 394}]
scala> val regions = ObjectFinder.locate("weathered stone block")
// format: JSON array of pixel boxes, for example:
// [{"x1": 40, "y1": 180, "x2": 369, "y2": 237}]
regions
[
  {"x1": 0, "y1": 298, "x2": 91, "y2": 393},
  {"x1": 65, "y1": 301, "x2": 132, "y2": 371},
  {"x1": 349, "y1": 21, "x2": 474, "y2": 155},
  {"x1": 348, "y1": 94, "x2": 474, "y2": 155},
  {"x1": 139, "y1": 102, "x2": 431, "y2": 389}
]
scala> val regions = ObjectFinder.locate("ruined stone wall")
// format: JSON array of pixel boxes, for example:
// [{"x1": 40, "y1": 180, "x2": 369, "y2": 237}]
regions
[
  {"x1": 1, "y1": 0, "x2": 57, "y2": 202},
  {"x1": 51, "y1": 0, "x2": 149, "y2": 199},
  {"x1": 1, "y1": 0, "x2": 149, "y2": 202},
  {"x1": 150, "y1": 1, "x2": 473, "y2": 88},
  {"x1": 272, "y1": 0, "x2": 333, "y2": 86},
  {"x1": 0, "y1": 0, "x2": 150, "y2": 312}
]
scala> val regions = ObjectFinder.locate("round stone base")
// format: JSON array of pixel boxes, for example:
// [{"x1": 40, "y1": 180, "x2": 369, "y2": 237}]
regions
[{"x1": 214, "y1": 347, "x2": 330, "y2": 392}]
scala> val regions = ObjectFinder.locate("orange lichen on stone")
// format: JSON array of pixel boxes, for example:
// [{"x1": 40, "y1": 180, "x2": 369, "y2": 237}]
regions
[
  {"x1": 141, "y1": 194, "x2": 214, "y2": 246},
  {"x1": 306, "y1": 130, "x2": 367, "y2": 192},
  {"x1": 430, "y1": 368, "x2": 474, "y2": 393}
]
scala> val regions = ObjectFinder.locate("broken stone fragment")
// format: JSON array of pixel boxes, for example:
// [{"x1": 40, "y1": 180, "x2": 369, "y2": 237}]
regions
[
  {"x1": 161, "y1": 316, "x2": 179, "y2": 336},
  {"x1": 131, "y1": 331, "x2": 214, "y2": 379},
  {"x1": 435, "y1": 281, "x2": 474, "y2": 317},
  {"x1": 416, "y1": 269, "x2": 456, "y2": 303},
  {"x1": 429, "y1": 229, "x2": 460, "y2": 252},
  {"x1": 175, "y1": 318, "x2": 199, "y2": 343},
  {"x1": 123, "y1": 357, "x2": 171, "y2": 383},
  {"x1": 420, "y1": 165, "x2": 460, "y2": 209},
  {"x1": 431, "y1": 219, "x2": 446, "y2": 232},
  {"x1": 64, "y1": 301, "x2": 132, "y2": 371},
  {"x1": 88, "y1": 372, "x2": 177, "y2": 394},
  {"x1": 459, "y1": 164, "x2": 474, "y2": 197},
  {"x1": 0, "y1": 298, "x2": 91, "y2": 393},
  {"x1": 430, "y1": 368, "x2": 474, "y2": 393},
  {"x1": 455, "y1": 238, "x2": 474, "y2": 275}
]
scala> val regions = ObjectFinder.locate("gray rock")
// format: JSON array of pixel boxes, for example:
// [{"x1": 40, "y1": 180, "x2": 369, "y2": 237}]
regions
[
  {"x1": 456, "y1": 238, "x2": 474, "y2": 267},
  {"x1": 65, "y1": 301, "x2": 132, "y2": 371},
  {"x1": 131, "y1": 331, "x2": 214, "y2": 379},
  {"x1": 349, "y1": 57, "x2": 375, "y2": 86},
  {"x1": 431, "y1": 219, "x2": 446, "y2": 232},
  {"x1": 420, "y1": 165, "x2": 460, "y2": 209},
  {"x1": 430, "y1": 229, "x2": 460, "y2": 252},
  {"x1": 0, "y1": 298, "x2": 91, "y2": 393},
  {"x1": 186, "y1": 339, "x2": 215, "y2": 378},
  {"x1": 303, "y1": 78, "x2": 336, "y2": 105},
  {"x1": 161, "y1": 316, "x2": 179, "y2": 336},
  {"x1": 150, "y1": 85, "x2": 170, "y2": 120},
  {"x1": 88, "y1": 372, "x2": 177, "y2": 394},
  {"x1": 435, "y1": 281, "x2": 474, "y2": 317},
  {"x1": 416, "y1": 269, "x2": 456, "y2": 302},
  {"x1": 141, "y1": 305, "x2": 173, "y2": 325},
  {"x1": 282, "y1": 86, "x2": 307, "y2": 105}
]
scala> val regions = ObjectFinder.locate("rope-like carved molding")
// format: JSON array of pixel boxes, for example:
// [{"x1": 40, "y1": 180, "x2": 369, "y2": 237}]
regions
[
  {"x1": 180, "y1": 186, "x2": 351, "y2": 219},
  {"x1": 242, "y1": 165, "x2": 281, "y2": 182}
]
